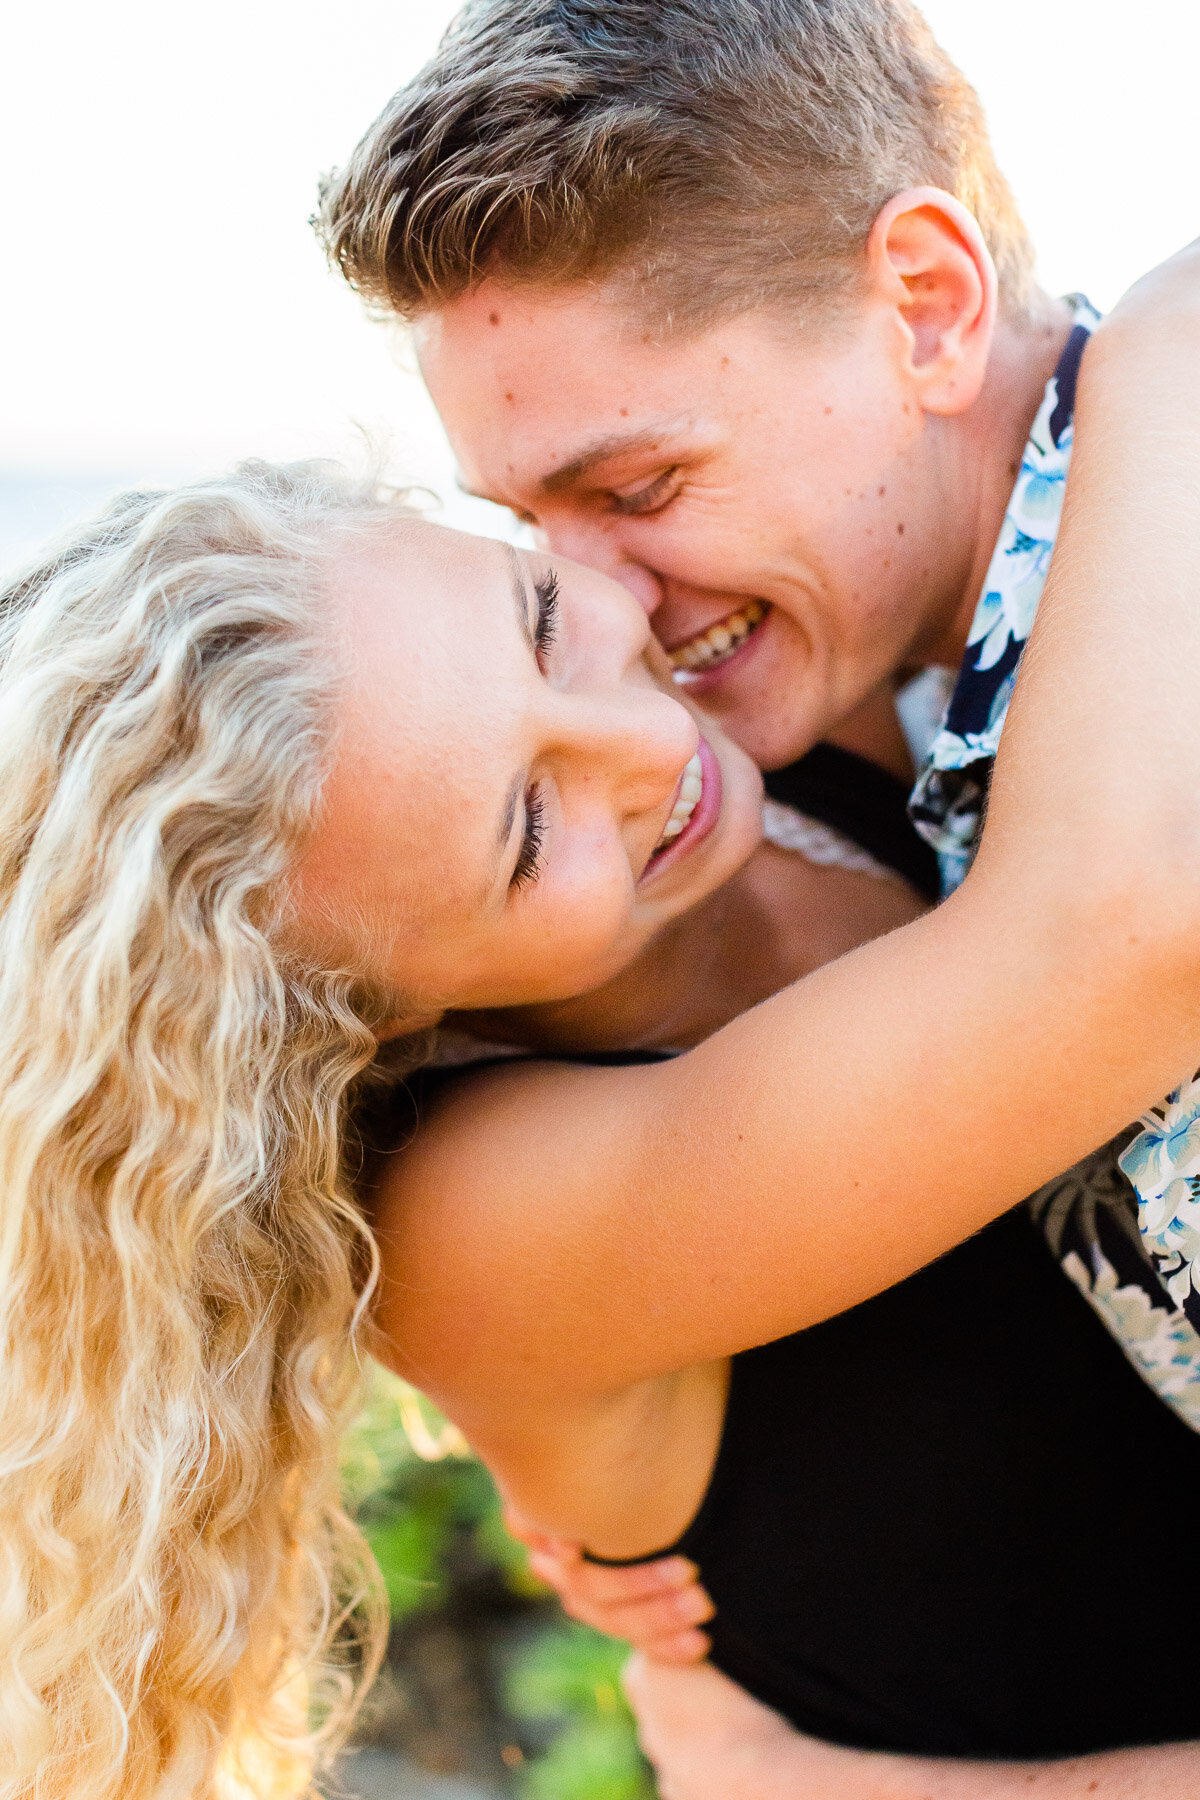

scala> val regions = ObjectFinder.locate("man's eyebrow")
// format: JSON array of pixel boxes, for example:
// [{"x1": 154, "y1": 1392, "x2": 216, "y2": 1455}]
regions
[
  {"x1": 454, "y1": 421, "x2": 689, "y2": 508},
  {"x1": 539, "y1": 423, "x2": 687, "y2": 495}
]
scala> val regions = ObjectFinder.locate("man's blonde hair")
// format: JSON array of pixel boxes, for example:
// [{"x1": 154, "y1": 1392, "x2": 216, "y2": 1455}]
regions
[{"x1": 317, "y1": 0, "x2": 1036, "y2": 333}]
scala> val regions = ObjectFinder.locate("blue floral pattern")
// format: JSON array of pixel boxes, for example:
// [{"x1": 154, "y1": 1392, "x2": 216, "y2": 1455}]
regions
[
  {"x1": 910, "y1": 297, "x2": 1200, "y2": 1430},
  {"x1": 1119, "y1": 1090, "x2": 1200, "y2": 1330},
  {"x1": 909, "y1": 296, "x2": 1099, "y2": 892}
]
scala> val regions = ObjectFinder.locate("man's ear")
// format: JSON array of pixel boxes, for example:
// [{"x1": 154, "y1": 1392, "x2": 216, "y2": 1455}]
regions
[{"x1": 865, "y1": 186, "x2": 998, "y2": 416}]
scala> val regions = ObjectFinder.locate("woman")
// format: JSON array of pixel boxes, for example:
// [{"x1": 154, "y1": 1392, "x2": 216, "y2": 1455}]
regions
[{"x1": 0, "y1": 261, "x2": 1196, "y2": 1800}]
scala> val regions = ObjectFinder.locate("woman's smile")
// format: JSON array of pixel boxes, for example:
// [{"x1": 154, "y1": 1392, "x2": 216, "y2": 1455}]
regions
[{"x1": 640, "y1": 737, "x2": 724, "y2": 884}]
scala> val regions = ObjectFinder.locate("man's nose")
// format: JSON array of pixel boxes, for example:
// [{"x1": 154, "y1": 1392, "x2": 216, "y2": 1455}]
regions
[{"x1": 540, "y1": 516, "x2": 664, "y2": 619}]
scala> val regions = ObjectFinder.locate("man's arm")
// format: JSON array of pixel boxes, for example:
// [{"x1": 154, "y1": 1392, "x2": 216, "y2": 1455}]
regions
[{"x1": 623, "y1": 1656, "x2": 1200, "y2": 1800}]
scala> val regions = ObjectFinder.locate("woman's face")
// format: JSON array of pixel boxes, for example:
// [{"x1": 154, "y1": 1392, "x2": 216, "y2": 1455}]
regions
[{"x1": 293, "y1": 517, "x2": 764, "y2": 1019}]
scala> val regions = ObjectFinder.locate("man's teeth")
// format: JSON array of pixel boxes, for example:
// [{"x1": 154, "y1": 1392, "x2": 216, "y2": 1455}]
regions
[
  {"x1": 655, "y1": 753, "x2": 704, "y2": 850},
  {"x1": 669, "y1": 600, "x2": 766, "y2": 672}
]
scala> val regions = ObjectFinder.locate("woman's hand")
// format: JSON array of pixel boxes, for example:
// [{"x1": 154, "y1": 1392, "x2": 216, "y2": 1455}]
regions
[{"x1": 504, "y1": 1507, "x2": 714, "y2": 1663}]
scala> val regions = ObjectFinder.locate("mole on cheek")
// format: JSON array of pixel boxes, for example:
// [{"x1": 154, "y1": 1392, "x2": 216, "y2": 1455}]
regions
[
  {"x1": 489, "y1": 311, "x2": 501, "y2": 327},
  {"x1": 505, "y1": 392, "x2": 515, "y2": 404},
  {"x1": 897, "y1": 522, "x2": 905, "y2": 536}
]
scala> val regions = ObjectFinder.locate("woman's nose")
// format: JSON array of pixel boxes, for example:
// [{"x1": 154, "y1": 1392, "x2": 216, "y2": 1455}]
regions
[{"x1": 556, "y1": 684, "x2": 698, "y2": 814}]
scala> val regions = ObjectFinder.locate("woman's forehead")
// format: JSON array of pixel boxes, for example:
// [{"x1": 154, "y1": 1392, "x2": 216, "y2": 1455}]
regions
[{"x1": 297, "y1": 521, "x2": 529, "y2": 954}]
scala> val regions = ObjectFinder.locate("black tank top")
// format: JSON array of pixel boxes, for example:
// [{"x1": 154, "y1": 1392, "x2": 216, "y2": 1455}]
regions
[{"x1": 654, "y1": 1203, "x2": 1200, "y2": 1758}]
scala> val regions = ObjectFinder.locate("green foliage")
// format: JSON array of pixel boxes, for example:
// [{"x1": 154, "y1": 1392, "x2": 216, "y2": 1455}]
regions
[
  {"x1": 507, "y1": 1623, "x2": 655, "y2": 1800},
  {"x1": 342, "y1": 1362, "x2": 655, "y2": 1798},
  {"x1": 341, "y1": 1363, "x2": 498, "y2": 1621}
]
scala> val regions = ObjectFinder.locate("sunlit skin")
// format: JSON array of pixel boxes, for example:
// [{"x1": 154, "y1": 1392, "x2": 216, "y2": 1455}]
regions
[
  {"x1": 291, "y1": 518, "x2": 766, "y2": 1021},
  {"x1": 416, "y1": 190, "x2": 1075, "y2": 769}
]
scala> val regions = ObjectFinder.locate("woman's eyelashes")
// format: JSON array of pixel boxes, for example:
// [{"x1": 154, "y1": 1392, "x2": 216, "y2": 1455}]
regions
[
  {"x1": 510, "y1": 785, "x2": 547, "y2": 893},
  {"x1": 506, "y1": 571, "x2": 557, "y2": 898},
  {"x1": 533, "y1": 570, "x2": 559, "y2": 661},
  {"x1": 610, "y1": 468, "x2": 681, "y2": 518}
]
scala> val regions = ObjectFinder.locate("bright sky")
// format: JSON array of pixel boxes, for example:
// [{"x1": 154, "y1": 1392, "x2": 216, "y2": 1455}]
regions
[{"x1": 1, "y1": 0, "x2": 1197, "y2": 525}]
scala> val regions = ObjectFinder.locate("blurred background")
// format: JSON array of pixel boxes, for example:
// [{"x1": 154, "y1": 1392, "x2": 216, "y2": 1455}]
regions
[{"x1": 1, "y1": 2, "x2": 1196, "y2": 1793}]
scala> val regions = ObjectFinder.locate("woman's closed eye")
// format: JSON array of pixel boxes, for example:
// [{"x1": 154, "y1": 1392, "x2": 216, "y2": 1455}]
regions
[
  {"x1": 610, "y1": 468, "x2": 682, "y2": 518},
  {"x1": 511, "y1": 785, "x2": 547, "y2": 892},
  {"x1": 534, "y1": 570, "x2": 560, "y2": 662}
]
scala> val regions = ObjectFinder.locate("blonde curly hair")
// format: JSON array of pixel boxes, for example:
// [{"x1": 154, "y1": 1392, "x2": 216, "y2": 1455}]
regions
[{"x1": 0, "y1": 461, "x2": 411, "y2": 1798}]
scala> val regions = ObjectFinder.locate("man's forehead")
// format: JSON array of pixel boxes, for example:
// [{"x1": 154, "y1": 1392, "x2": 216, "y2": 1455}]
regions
[{"x1": 421, "y1": 287, "x2": 708, "y2": 435}]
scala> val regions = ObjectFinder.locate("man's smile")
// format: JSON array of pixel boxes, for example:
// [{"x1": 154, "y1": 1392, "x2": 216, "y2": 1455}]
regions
[{"x1": 666, "y1": 599, "x2": 769, "y2": 675}]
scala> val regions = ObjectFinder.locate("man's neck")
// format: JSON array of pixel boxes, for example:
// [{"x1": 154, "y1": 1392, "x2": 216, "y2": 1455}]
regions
[{"x1": 918, "y1": 294, "x2": 1078, "y2": 671}]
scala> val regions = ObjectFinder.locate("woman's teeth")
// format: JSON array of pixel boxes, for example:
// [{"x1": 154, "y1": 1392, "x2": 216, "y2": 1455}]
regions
[
  {"x1": 654, "y1": 753, "x2": 704, "y2": 851},
  {"x1": 669, "y1": 600, "x2": 766, "y2": 673}
]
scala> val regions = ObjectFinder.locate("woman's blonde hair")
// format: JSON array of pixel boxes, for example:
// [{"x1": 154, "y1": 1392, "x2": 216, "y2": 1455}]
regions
[{"x1": 0, "y1": 461, "x2": 407, "y2": 1797}]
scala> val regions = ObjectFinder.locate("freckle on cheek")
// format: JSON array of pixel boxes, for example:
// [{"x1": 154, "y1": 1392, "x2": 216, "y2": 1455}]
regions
[
  {"x1": 824, "y1": 406, "x2": 833, "y2": 416},
  {"x1": 897, "y1": 523, "x2": 905, "y2": 536},
  {"x1": 620, "y1": 407, "x2": 629, "y2": 417},
  {"x1": 489, "y1": 311, "x2": 501, "y2": 326},
  {"x1": 505, "y1": 391, "x2": 514, "y2": 404}
]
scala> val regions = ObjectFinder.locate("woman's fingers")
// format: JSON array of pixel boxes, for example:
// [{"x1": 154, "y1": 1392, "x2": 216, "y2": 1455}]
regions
[
  {"x1": 501, "y1": 1506, "x2": 715, "y2": 1659},
  {"x1": 522, "y1": 1545, "x2": 714, "y2": 1658}
]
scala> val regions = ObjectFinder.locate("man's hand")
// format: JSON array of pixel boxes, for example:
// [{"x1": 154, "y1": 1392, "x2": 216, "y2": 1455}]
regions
[
  {"x1": 624, "y1": 1653, "x2": 899, "y2": 1800},
  {"x1": 624, "y1": 1654, "x2": 1200, "y2": 1800},
  {"x1": 503, "y1": 1508, "x2": 714, "y2": 1663}
]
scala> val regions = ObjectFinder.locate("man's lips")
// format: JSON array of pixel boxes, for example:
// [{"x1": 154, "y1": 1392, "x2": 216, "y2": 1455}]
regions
[{"x1": 639, "y1": 736, "x2": 722, "y2": 883}]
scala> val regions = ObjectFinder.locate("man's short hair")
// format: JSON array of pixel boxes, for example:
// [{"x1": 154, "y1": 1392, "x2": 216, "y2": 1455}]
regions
[{"x1": 317, "y1": 0, "x2": 1036, "y2": 333}]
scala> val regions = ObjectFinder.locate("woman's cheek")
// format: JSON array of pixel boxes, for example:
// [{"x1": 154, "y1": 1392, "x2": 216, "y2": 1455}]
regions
[{"x1": 523, "y1": 864, "x2": 640, "y2": 999}]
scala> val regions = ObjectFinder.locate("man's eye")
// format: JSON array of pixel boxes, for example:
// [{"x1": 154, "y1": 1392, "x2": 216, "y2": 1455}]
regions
[{"x1": 610, "y1": 469, "x2": 681, "y2": 518}]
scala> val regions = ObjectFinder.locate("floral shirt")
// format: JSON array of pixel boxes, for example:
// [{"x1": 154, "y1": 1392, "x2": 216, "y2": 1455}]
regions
[{"x1": 909, "y1": 297, "x2": 1200, "y2": 1433}]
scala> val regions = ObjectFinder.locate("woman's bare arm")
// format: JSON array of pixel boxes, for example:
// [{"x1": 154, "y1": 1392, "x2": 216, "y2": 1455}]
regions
[{"x1": 374, "y1": 245, "x2": 1200, "y2": 1544}]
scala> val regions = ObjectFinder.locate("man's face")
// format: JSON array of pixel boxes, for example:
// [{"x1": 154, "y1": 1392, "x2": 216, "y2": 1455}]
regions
[{"x1": 416, "y1": 280, "x2": 978, "y2": 768}]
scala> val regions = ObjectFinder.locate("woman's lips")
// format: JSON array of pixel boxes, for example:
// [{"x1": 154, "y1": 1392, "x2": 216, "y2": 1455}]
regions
[{"x1": 639, "y1": 736, "x2": 723, "y2": 883}]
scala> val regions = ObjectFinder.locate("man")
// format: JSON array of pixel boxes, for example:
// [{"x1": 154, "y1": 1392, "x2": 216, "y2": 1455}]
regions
[{"x1": 318, "y1": 4, "x2": 1200, "y2": 1792}]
